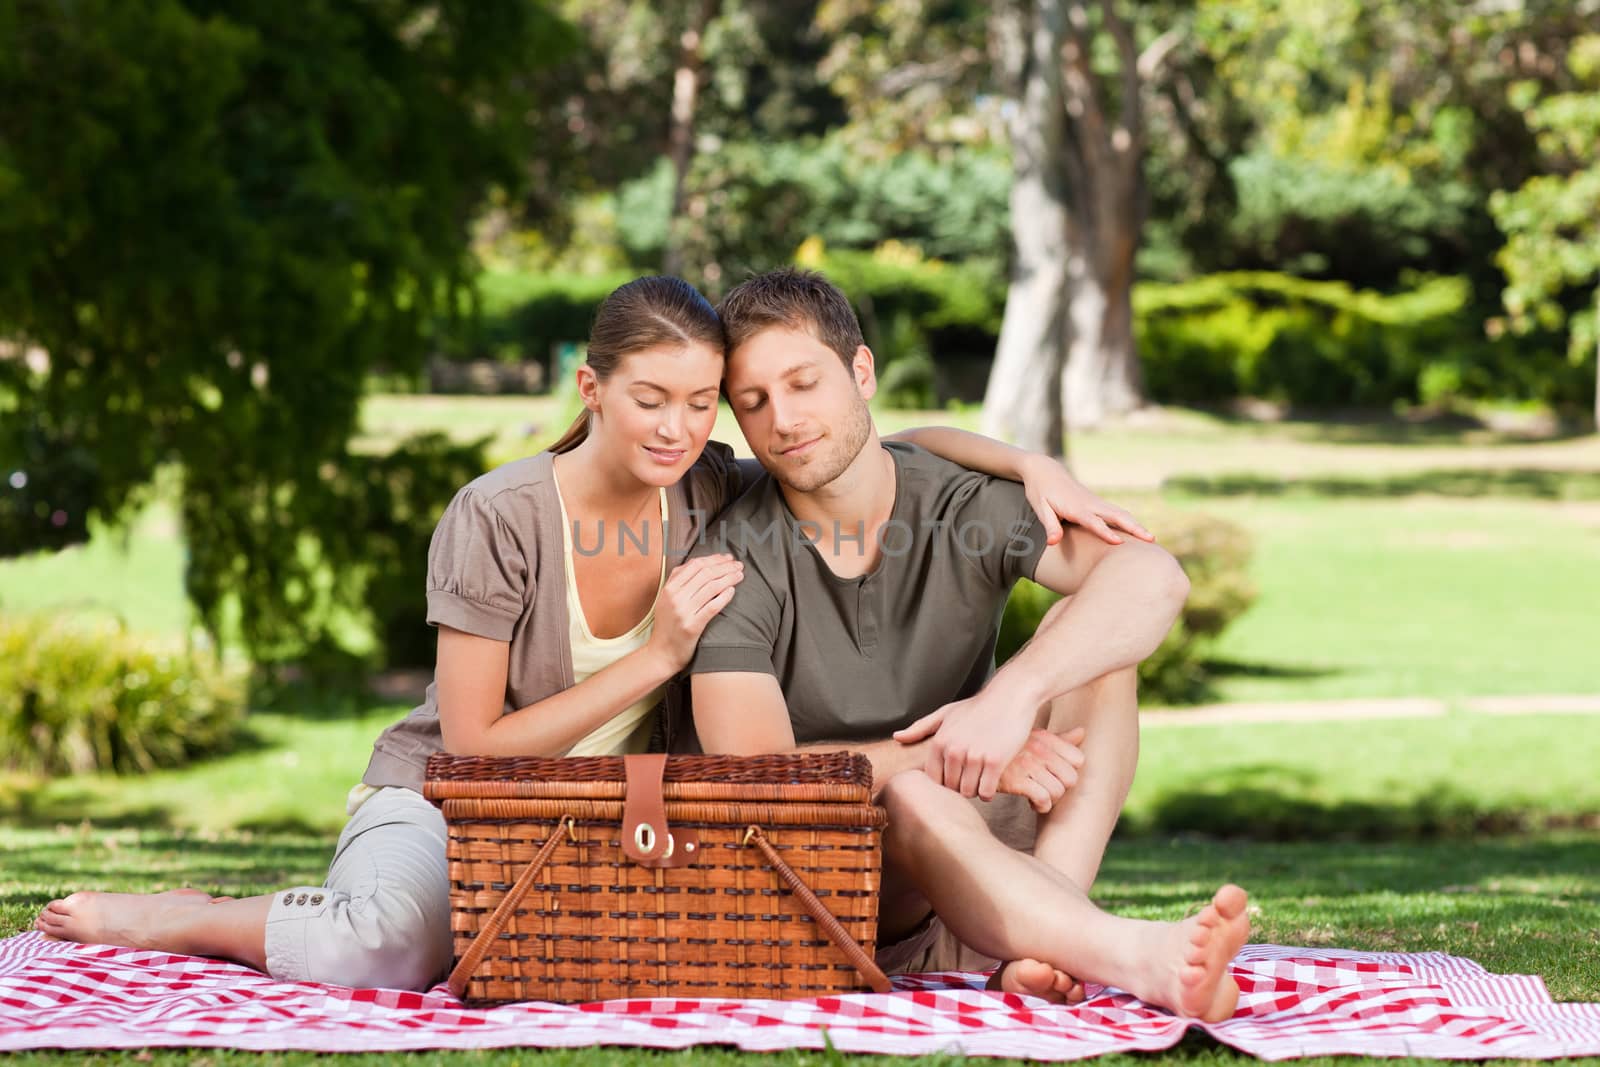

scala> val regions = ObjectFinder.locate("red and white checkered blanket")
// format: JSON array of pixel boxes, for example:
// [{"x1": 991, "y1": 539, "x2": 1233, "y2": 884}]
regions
[{"x1": 3, "y1": 933, "x2": 1597, "y2": 1059}]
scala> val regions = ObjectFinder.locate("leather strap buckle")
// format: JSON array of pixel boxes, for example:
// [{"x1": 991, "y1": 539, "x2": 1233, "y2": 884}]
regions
[{"x1": 620, "y1": 753, "x2": 698, "y2": 868}]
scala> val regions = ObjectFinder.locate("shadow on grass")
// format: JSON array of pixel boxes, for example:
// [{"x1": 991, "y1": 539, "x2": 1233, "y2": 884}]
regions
[
  {"x1": 1165, "y1": 467, "x2": 1600, "y2": 501},
  {"x1": 1102, "y1": 833, "x2": 1600, "y2": 903},
  {"x1": 1123, "y1": 765, "x2": 1600, "y2": 842},
  {"x1": 249, "y1": 674, "x2": 420, "y2": 722},
  {"x1": 1203, "y1": 658, "x2": 1344, "y2": 683},
  {"x1": 1, "y1": 829, "x2": 331, "y2": 909},
  {"x1": 1197, "y1": 405, "x2": 1593, "y2": 446}
]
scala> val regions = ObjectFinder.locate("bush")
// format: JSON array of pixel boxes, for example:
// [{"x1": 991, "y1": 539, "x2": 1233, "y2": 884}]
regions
[
  {"x1": 466, "y1": 262, "x2": 1584, "y2": 411},
  {"x1": 996, "y1": 509, "x2": 1257, "y2": 705},
  {"x1": 0, "y1": 615, "x2": 245, "y2": 775},
  {"x1": 614, "y1": 135, "x2": 1013, "y2": 283},
  {"x1": 445, "y1": 269, "x2": 635, "y2": 370},
  {"x1": 1136, "y1": 271, "x2": 1579, "y2": 409},
  {"x1": 1226, "y1": 153, "x2": 1477, "y2": 287},
  {"x1": 807, "y1": 242, "x2": 1005, "y2": 405}
]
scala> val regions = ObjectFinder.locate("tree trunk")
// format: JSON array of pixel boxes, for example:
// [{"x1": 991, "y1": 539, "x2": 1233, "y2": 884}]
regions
[
  {"x1": 1593, "y1": 285, "x2": 1599, "y2": 433},
  {"x1": 982, "y1": 0, "x2": 1069, "y2": 458},
  {"x1": 1062, "y1": 209, "x2": 1144, "y2": 428},
  {"x1": 1055, "y1": 0, "x2": 1147, "y2": 430},
  {"x1": 662, "y1": 0, "x2": 719, "y2": 277}
]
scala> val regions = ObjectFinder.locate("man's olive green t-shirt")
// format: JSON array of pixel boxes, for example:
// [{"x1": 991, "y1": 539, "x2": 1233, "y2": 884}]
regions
[{"x1": 685, "y1": 442, "x2": 1049, "y2": 743}]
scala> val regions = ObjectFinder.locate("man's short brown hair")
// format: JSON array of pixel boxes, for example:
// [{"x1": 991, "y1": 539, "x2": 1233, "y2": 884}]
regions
[{"x1": 716, "y1": 267, "x2": 865, "y2": 367}]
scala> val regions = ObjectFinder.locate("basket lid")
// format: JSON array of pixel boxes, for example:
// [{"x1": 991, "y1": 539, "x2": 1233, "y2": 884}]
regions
[{"x1": 423, "y1": 751, "x2": 874, "y2": 803}]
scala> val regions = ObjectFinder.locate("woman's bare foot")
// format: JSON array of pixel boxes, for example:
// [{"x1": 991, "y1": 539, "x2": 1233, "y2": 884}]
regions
[
  {"x1": 1167, "y1": 884, "x2": 1250, "y2": 1021},
  {"x1": 987, "y1": 958, "x2": 1086, "y2": 1004},
  {"x1": 34, "y1": 888, "x2": 220, "y2": 951}
]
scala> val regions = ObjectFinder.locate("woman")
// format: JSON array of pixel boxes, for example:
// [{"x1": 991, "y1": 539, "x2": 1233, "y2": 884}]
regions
[{"x1": 35, "y1": 276, "x2": 1148, "y2": 991}]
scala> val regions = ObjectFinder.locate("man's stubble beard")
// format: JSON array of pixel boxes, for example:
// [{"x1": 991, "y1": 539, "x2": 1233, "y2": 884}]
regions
[{"x1": 771, "y1": 395, "x2": 873, "y2": 493}]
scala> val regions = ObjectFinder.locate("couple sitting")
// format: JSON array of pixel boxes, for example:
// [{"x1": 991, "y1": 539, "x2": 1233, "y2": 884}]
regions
[{"x1": 36, "y1": 269, "x2": 1249, "y2": 1020}]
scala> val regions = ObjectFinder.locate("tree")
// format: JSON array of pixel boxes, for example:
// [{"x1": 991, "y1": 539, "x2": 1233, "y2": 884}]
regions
[
  {"x1": 0, "y1": 0, "x2": 577, "y2": 661},
  {"x1": 1491, "y1": 36, "x2": 1600, "y2": 429},
  {"x1": 980, "y1": 0, "x2": 1183, "y2": 448},
  {"x1": 560, "y1": 0, "x2": 841, "y2": 289}
]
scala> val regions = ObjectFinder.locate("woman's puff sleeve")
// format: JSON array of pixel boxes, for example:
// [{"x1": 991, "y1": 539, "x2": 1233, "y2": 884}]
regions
[{"x1": 424, "y1": 487, "x2": 530, "y2": 642}]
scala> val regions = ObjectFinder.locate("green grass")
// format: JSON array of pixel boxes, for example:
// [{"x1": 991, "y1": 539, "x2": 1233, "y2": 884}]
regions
[
  {"x1": 3, "y1": 825, "x2": 1597, "y2": 1064},
  {"x1": 0, "y1": 705, "x2": 399, "y2": 835},
  {"x1": 1129, "y1": 710, "x2": 1600, "y2": 836},
  {"x1": 0, "y1": 502, "x2": 188, "y2": 634},
  {"x1": 1161, "y1": 493, "x2": 1600, "y2": 702}
]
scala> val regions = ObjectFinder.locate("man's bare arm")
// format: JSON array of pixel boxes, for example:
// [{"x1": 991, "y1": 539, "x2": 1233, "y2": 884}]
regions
[
  {"x1": 692, "y1": 671, "x2": 928, "y2": 794},
  {"x1": 986, "y1": 527, "x2": 1189, "y2": 713},
  {"x1": 897, "y1": 525, "x2": 1188, "y2": 798}
]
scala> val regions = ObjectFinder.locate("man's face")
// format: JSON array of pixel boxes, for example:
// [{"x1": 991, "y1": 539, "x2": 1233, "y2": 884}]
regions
[{"x1": 725, "y1": 326, "x2": 875, "y2": 492}]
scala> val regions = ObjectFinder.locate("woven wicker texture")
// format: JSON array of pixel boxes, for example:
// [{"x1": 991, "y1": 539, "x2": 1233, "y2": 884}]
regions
[{"x1": 426, "y1": 753, "x2": 888, "y2": 1004}]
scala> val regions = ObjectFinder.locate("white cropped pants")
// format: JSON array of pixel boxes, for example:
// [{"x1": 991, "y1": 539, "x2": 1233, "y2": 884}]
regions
[{"x1": 263, "y1": 786, "x2": 453, "y2": 991}]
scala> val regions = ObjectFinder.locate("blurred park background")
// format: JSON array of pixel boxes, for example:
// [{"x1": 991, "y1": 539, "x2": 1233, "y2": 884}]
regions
[{"x1": 1, "y1": 0, "x2": 1598, "y2": 1038}]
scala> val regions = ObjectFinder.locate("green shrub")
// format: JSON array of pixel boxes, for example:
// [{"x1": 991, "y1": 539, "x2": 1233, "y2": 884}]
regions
[
  {"x1": 996, "y1": 509, "x2": 1257, "y2": 705},
  {"x1": 808, "y1": 243, "x2": 1005, "y2": 405},
  {"x1": 444, "y1": 269, "x2": 635, "y2": 368},
  {"x1": 463, "y1": 262, "x2": 1583, "y2": 410},
  {"x1": 614, "y1": 134, "x2": 1013, "y2": 281},
  {"x1": 1136, "y1": 271, "x2": 1578, "y2": 408},
  {"x1": 0, "y1": 615, "x2": 245, "y2": 775},
  {"x1": 1226, "y1": 153, "x2": 1477, "y2": 287}
]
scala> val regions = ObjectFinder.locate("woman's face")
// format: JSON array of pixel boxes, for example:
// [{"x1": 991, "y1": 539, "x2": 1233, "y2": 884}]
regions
[{"x1": 582, "y1": 341, "x2": 724, "y2": 488}]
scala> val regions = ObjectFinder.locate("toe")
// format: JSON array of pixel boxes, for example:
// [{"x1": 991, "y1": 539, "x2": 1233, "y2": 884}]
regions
[{"x1": 1214, "y1": 884, "x2": 1248, "y2": 918}]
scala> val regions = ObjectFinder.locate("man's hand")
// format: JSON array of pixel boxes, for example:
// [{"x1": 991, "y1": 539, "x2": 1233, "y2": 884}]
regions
[
  {"x1": 893, "y1": 695, "x2": 1034, "y2": 801},
  {"x1": 998, "y1": 726, "x2": 1086, "y2": 814}
]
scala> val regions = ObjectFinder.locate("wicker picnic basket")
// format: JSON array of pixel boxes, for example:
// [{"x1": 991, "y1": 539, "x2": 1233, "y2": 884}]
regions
[{"x1": 424, "y1": 751, "x2": 891, "y2": 1004}]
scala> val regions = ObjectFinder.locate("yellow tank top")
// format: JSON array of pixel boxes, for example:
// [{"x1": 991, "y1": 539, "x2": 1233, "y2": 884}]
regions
[{"x1": 553, "y1": 471, "x2": 668, "y2": 757}]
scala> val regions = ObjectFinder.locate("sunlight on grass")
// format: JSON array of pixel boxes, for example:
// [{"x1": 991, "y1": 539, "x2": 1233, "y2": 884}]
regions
[
  {"x1": 0, "y1": 707, "x2": 406, "y2": 835},
  {"x1": 1180, "y1": 495, "x2": 1600, "y2": 702},
  {"x1": 1129, "y1": 711, "x2": 1600, "y2": 835}
]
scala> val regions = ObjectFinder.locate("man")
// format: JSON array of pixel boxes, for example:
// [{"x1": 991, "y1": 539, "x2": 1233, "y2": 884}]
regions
[{"x1": 686, "y1": 268, "x2": 1249, "y2": 1021}]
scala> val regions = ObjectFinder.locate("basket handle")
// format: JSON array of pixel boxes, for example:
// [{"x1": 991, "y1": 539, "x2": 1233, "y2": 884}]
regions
[
  {"x1": 447, "y1": 815, "x2": 575, "y2": 1000},
  {"x1": 745, "y1": 825, "x2": 892, "y2": 994}
]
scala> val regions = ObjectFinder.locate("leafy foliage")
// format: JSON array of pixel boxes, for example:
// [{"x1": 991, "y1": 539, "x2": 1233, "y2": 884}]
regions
[
  {"x1": 621, "y1": 134, "x2": 1011, "y2": 294},
  {"x1": 0, "y1": 0, "x2": 574, "y2": 665},
  {"x1": 184, "y1": 432, "x2": 491, "y2": 674},
  {"x1": 1137, "y1": 272, "x2": 1583, "y2": 409},
  {"x1": 1490, "y1": 35, "x2": 1600, "y2": 404},
  {"x1": 0, "y1": 615, "x2": 245, "y2": 775}
]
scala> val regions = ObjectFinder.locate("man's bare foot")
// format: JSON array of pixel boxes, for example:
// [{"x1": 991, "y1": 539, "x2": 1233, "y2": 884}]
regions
[
  {"x1": 987, "y1": 958, "x2": 1087, "y2": 1004},
  {"x1": 1168, "y1": 884, "x2": 1250, "y2": 1021},
  {"x1": 33, "y1": 888, "x2": 219, "y2": 951}
]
